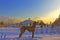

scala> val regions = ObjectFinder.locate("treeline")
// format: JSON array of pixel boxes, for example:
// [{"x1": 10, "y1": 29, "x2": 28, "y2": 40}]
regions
[{"x1": 0, "y1": 21, "x2": 5, "y2": 27}]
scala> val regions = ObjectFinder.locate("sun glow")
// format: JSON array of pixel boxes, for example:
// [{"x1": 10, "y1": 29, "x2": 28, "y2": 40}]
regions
[
  {"x1": 45, "y1": 8, "x2": 60, "y2": 18},
  {"x1": 40, "y1": 8, "x2": 60, "y2": 24}
]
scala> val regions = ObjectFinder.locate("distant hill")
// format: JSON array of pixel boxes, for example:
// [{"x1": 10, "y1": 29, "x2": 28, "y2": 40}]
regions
[
  {"x1": 0, "y1": 17, "x2": 19, "y2": 27},
  {"x1": 0, "y1": 16, "x2": 7, "y2": 22}
]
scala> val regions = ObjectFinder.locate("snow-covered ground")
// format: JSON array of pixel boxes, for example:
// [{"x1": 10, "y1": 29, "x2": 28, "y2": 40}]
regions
[{"x1": 0, "y1": 26, "x2": 60, "y2": 40}]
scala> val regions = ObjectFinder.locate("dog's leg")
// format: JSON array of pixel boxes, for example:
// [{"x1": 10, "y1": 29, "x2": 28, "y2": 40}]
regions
[
  {"x1": 32, "y1": 31, "x2": 34, "y2": 38},
  {"x1": 19, "y1": 28, "x2": 26, "y2": 38},
  {"x1": 19, "y1": 32, "x2": 24, "y2": 38}
]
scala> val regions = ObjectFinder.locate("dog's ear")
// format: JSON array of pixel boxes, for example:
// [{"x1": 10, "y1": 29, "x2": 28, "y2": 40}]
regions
[
  {"x1": 33, "y1": 21, "x2": 38, "y2": 24},
  {"x1": 33, "y1": 21, "x2": 36, "y2": 23}
]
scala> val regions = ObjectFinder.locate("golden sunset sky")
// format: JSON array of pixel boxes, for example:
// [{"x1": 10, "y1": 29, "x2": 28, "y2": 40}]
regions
[{"x1": 0, "y1": 0, "x2": 60, "y2": 24}]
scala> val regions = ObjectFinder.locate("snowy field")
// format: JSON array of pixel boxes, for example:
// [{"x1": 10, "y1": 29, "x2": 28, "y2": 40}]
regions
[{"x1": 0, "y1": 26, "x2": 60, "y2": 40}]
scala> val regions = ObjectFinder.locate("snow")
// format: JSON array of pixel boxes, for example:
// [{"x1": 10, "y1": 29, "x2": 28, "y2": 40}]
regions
[
  {"x1": 20, "y1": 20, "x2": 33, "y2": 25},
  {"x1": 0, "y1": 26, "x2": 60, "y2": 40}
]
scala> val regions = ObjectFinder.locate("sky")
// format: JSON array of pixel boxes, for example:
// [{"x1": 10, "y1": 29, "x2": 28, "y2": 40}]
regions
[{"x1": 0, "y1": 0, "x2": 60, "y2": 23}]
